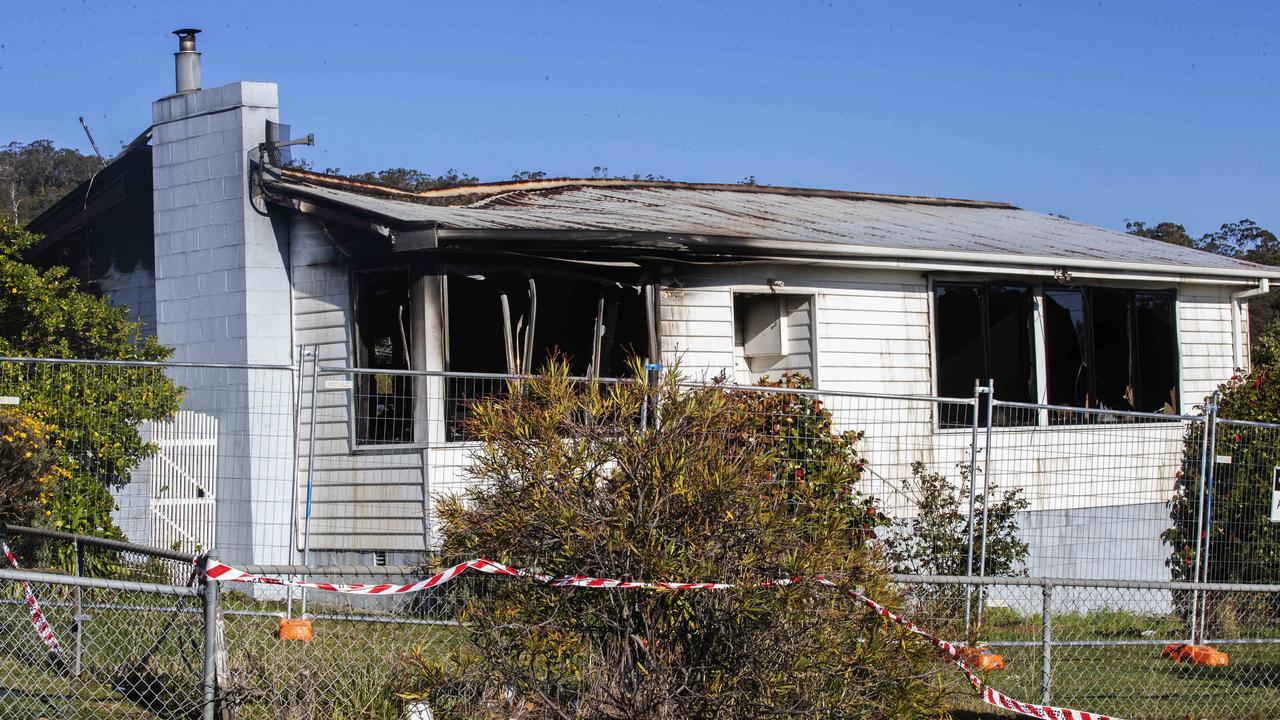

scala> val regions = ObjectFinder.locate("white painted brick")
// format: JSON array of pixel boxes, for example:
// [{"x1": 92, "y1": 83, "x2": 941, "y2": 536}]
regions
[
  {"x1": 181, "y1": 114, "x2": 211, "y2": 138},
  {"x1": 208, "y1": 199, "x2": 242, "y2": 225},
  {"x1": 156, "y1": 254, "x2": 187, "y2": 278},
  {"x1": 172, "y1": 183, "x2": 197, "y2": 208},
  {"x1": 239, "y1": 82, "x2": 278, "y2": 108},
  {"x1": 207, "y1": 152, "x2": 237, "y2": 178},
  {"x1": 158, "y1": 299, "x2": 188, "y2": 324},
  {"x1": 222, "y1": 176, "x2": 244, "y2": 201},
  {"x1": 225, "y1": 270, "x2": 246, "y2": 292},
  {"x1": 211, "y1": 245, "x2": 241, "y2": 270},
  {"x1": 197, "y1": 224, "x2": 230, "y2": 249},
  {"x1": 153, "y1": 185, "x2": 175, "y2": 211},
  {"x1": 196, "y1": 178, "x2": 225, "y2": 203},
  {"x1": 196, "y1": 271, "x2": 227, "y2": 294}
]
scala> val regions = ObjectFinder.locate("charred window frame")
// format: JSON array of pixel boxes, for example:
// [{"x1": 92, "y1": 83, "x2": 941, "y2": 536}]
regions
[
  {"x1": 441, "y1": 268, "x2": 656, "y2": 441},
  {"x1": 934, "y1": 282, "x2": 1037, "y2": 428},
  {"x1": 1043, "y1": 287, "x2": 1178, "y2": 420},
  {"x1": 352, "y1": 266, "x2": 417, "y2": 446}
]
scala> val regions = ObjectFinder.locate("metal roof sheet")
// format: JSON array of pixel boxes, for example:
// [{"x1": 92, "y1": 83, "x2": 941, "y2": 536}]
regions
[{"x1": 264, "y1": 174, "x2": 1280, "y2": 280}]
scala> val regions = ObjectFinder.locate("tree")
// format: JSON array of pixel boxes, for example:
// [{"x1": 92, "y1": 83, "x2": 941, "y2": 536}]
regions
[
  {"x1": 404, "y1": 365, "x2": 945, "y2": 719},
  {"x1": 0, "y1": 140, "x2": 101, "y2": 225},
  {"x1": 0, "y1": 220, "x2": 181, "y2": 549},
  {"x1": 1125, "y1": 220, "x2": 1197, "y2": 248},
  {"x1": 1163, "y1": 368, "x2": 1280, "y2": 636},
  {"x1": 1128, "y1": 218, "x2": 1280, "y2": 361}
]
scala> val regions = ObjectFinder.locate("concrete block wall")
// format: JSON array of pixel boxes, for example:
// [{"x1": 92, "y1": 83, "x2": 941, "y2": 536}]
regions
[{"x1": 151, "y1": 82, "x2": 295, "y2": 565}]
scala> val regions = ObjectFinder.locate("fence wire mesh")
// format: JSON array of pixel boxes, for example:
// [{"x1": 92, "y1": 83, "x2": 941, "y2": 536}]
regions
[
  {"x1": 4, "y1": 356, "x2": 1280, "y2": 717},
  {"x1": 215, "y1": 567, "x2": 474, "y2": 720},
  {"x1": 894, "y1": 576, "x2": 1280, "y2": 720},
  {"x1": 0, "y1": 570, "x2": 204, "y2": 720}
]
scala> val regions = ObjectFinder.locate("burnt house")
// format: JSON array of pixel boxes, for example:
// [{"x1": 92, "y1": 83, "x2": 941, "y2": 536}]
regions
[{"x1": 27, "y1": 32, "x2": 1280, "y2": 573}]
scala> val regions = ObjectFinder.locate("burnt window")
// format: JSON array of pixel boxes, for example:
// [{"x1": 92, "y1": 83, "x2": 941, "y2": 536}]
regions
[
  {"x1": 444, "y1": 270, "x2": 651, "y2": 440},
  {"x1": 353, "y1": 268, "x2": 415, "y2": 445},
  {"x1": 934, "y1": 283, "x2": 1036, "y2": 427},
  {"x1": 1044, "y1": 288, "x2": 1178, "y2": 417}
]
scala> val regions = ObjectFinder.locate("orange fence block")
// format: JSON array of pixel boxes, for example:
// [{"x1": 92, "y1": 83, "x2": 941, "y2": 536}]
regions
[{"x1": 1162, "y1": 643, "x2": 1228, "y2": 667}]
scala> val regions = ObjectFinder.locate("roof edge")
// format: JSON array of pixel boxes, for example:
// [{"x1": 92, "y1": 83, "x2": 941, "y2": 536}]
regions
[{"x1": 276, "y1": 166, "x2": 1017, "y2": 209}]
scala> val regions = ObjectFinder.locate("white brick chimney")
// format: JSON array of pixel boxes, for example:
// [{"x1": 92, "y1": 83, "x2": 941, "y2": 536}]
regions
[
  {"x1": 149, "y1": 38, "x2": 295, "y2": 565},
  {"x1": 151, "y1": 81, "x2": 290, "y2": 365}
]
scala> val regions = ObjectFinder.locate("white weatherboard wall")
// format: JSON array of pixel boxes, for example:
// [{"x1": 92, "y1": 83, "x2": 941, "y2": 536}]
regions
[
  {"x1": 289, "y1": 217, "x2": 428, "y2": 559},
  {"x1": 151, "y1": 81, "x2": 294, "y2": 566},
  {"x1": 660, "y1": 266, "x2": 1241, "y2": 581}
]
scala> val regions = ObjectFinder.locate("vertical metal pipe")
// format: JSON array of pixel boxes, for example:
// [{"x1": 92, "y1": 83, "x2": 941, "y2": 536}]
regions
[
  {"x1": 964, "y1": 381, "x2": 981, "y2": 643},
  {"x1": 1199, "y1": 392, "x2": 1221, "y2": 642},
  {"x1": 301, "y1": 349, "x2": 319, "y2": 616},
  {"x1": 287, "y1": 345, "x2": 304, "y2": 619},
  {"x1": 1189, "y1": 406, "x2": 1212, "y2": 643},
  {"x1": 201, "y1": 551, "x2": 220, "y2": 720},
  {"x1": 1041, "y1": 582, "x2": 1053, "y2": 706},
  {"x1": 977, "y1": 379, "x2": 994, "y2": 632},
  {"x1": 72, "y1": 538, "x2": 83, "y2": 678}
]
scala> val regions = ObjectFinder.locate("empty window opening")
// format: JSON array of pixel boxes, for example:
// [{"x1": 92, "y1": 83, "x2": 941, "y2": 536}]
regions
[
  {"x1": 934, "y1": 283, "x2": 1035, "y2": 427},
  {"x1": 444, "y1": 269, "x2": 650, "y2": 439},
  {"x1": 353, "y1": 267, "x2": 414, "y2": 445},
  {"x1": 733, "y1": 293, "x2": 815, "y2": 384},
  {"x1": 1044, "y1": 288, "x2": 1178, "y2": 419}
]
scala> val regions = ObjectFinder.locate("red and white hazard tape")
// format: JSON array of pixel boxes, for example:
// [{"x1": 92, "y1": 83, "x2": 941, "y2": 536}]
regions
[
  {"x1": 2, "y1": 541, "x2": 65, "y2": 663},
  {"x1": 205, "y1": 558, "x2": 1117, "y2": 720}
]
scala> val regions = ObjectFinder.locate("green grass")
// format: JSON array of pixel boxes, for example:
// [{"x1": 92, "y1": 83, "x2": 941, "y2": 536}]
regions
[{"x1": 4, "y1": 586, "x2": 1280, "y2": 720}]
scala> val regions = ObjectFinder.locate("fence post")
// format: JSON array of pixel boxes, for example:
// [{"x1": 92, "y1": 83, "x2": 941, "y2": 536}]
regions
[
  {"x1": 1189, "y1": 403, "x2": 1212, "y2": 644},
  {"x1": 72, "y1": 537, "x2": 84, "y2": 678},
  {"x1": 301, "y1": 349, "x2": 319, "y2": 616},
  {"x1": 201, "y1": 551, "x2": 220, "y2": 720},
  {"x1": 976, "y1": 378, "x2": 995, "y2": 632},
  {"x1": 964, "y1": 381, "x2": 983, "y2": 643},
  {"x1": 1199, "y1": 392, "x2": 1221, "y2": 642},
  {"x1": 1041, "y1": 581, "x2": 1052, "y2": 706}
]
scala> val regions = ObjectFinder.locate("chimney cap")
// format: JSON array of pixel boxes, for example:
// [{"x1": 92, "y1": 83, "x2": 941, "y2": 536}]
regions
[{"x1": 173, "y1": 28, "x2": 201, "y2": 51}]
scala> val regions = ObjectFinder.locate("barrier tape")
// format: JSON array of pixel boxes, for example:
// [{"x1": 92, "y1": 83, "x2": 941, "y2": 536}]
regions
[
  {"x1": 2, "y1": 541, "x2": 66, "y2": 663},
  {"x1": 205, "y1": 558, "x2": 1117, "y2": 720}
]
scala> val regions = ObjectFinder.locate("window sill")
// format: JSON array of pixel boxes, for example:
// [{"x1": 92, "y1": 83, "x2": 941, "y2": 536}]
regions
[{"x1": 350, "y1": 442, "x2": 429, "y2": 456}]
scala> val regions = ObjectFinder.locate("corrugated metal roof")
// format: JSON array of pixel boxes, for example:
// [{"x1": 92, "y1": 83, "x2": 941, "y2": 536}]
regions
[{"x1": 264, "y1": 172, "x2": 1280, "y2": 280}]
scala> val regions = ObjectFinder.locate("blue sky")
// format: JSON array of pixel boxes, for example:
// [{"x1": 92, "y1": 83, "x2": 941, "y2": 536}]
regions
[{"x1": 2, "y1": 1, "x2": 1276, "y2": 237}]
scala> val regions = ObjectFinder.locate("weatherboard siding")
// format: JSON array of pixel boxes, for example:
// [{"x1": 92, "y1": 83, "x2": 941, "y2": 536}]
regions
[{"x1": 290, "y1": 217, "x2": 427, "y2": 555}]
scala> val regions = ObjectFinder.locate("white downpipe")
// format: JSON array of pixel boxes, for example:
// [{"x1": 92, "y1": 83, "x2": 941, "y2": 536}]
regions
[{"x1": 1230, "y1": 278, "x2": 1270, "y2": 371}]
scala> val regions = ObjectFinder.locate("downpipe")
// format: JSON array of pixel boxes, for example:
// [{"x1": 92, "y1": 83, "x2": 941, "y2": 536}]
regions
[{"x1": 1230, "y1": 278, "x2": 1270, "y2": 371}]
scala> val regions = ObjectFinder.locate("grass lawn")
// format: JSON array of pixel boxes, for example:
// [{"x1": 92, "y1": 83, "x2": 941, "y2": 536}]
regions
[{"x1": 4, "y1": 585, "x2": 1279, "y2": 719}]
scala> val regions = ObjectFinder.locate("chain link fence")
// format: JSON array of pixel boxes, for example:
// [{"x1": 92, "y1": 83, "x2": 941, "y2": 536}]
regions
[
  {"x1": 0, "y1": 573, "x2": 206, "y2": 719},
  {"x1": 4, "y1": 355, "x2": 1280, "y2": 717}
]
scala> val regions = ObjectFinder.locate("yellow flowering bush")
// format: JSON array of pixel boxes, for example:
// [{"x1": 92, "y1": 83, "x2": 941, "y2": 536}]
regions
[{"x1": 0, "y1": 409, "x2": 63, "y2": 523}]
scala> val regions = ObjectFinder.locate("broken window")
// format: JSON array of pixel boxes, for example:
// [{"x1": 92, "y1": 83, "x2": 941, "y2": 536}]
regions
[
  {"x1": 1044, "y1": 288, "x2": 1178, "y2": 418},
  {"x1": 444, "y1": 269, "x2": 651, "y2": 440},
  {"x1": 732, "y1": 293, "x2": 815, "y2": 384},
  {"x1": 934, "y1": 283, "x2": 1035, "y2": 427},
  {"x1": 353, "y1": 267, "x2": 415, "y2": 445}
]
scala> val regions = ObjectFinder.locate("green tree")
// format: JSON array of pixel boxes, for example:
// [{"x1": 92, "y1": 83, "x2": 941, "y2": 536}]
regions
[
  {"x1": 1125, "y1": 220, "x2": 1197, "y2": 248},
  {"x1": 404, "y1": 365, "x2": 945, "y2": 719},
  {"x1": 0, "y1": 220, "x2": 181, "y2": 546},
  {"x1": 1128, "y1": 217, "x2": 1280, "y2": 360},
  {"x1": 1164, "y1": 368, "x2": 1280, "y2": 635},
  {"x1": 0, "y1": 140, "x2": 101, "y2": 225}
]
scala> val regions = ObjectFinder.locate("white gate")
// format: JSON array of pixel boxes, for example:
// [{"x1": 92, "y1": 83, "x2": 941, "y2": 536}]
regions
[{"x1": 148, "y1": 410, "x2": 218, "y2": 554}]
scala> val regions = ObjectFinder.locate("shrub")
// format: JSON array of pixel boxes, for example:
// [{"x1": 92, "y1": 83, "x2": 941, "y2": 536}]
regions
[
  {"x1": 404, "y1": 363, "x2": 947, "y2": 719},
  {"x1": 1164, "y1": 368, "x2": 1280, "y2": 633},
  {"x1": 885, "y1": 461, "x2": 1029, "y2": 579},
  {"x1": 0, "y1": 220, "x2": 182, "y2": 551},
  {"x1": 0, "y1": 409, "x2": 63, "y2": 523}
]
